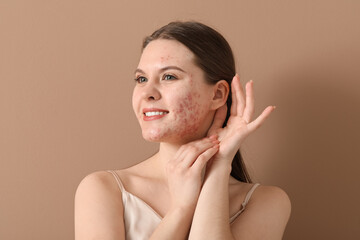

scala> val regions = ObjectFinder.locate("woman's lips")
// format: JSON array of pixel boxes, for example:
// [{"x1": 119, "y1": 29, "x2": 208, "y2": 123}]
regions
[{"x1": 143, "y1": 108, "x2": 169, "y2": 121}]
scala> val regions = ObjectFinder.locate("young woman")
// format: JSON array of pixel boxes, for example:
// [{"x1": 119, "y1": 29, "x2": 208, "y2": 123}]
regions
[{"x1": 75, "y1": 21, "x2": 291, "y2": 240}]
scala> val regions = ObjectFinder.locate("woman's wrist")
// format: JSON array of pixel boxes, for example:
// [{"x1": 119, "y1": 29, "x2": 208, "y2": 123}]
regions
[
  {"x1": 150, "y1": 205, "x2": 194, "y2": 240},
  {"x1": 205, "y1": 160, "x2": 232, "y2": 180},
  {"x1": 207, "y1": 157, "x2": 232, "y2": 172},
  {"x1": 168, "y1": 204, "x2": 196, "y2": 221}
]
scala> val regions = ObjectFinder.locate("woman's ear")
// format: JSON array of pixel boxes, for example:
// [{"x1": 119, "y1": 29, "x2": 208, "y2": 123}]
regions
[{"x1": 210, "y1": 80, "x2": 229, "y2": 110}]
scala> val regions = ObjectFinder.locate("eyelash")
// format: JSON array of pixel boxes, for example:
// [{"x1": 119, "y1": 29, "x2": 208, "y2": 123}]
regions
[
  {"x1": 162, "y1": 74, "x2": 177, "y2": 80},
  {"x1": 134, "y1": 76, "x2": 147, "y2": 83},
  {"x1": 134, "y1": 74, "x2": 178, "y2": 83}
]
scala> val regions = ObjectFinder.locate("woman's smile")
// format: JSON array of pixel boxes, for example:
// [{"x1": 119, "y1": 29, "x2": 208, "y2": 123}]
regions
[
  {"x1": 143, "y1": 108, "x2": 169, "y2": 121},
  {"x1": 132, "y1": 39, "x2": 215, "y2": 143}
]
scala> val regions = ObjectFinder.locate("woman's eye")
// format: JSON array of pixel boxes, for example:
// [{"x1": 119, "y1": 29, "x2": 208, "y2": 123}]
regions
[
  {"x1": 135, "y1": 76, "x2": 147, "y2": 83},
  {"x1": 163, "y1": 74, "x2": 177, "y2": 80}
]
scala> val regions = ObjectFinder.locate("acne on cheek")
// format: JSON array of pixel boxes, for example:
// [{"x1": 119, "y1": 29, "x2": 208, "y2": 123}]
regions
[{"x1": 172, "y1": 92, "x2": 204, "y2": 138}]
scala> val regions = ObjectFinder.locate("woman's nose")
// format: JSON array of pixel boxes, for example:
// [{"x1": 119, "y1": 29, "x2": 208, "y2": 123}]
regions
[{"x1": 143, "y1": 82, "x2": 161, "y2": 101}]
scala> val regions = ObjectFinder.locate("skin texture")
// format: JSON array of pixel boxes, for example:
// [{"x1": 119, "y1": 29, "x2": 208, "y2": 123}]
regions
[{"x1": 132, "y1": 39, "x2": 216, "y2": 144}]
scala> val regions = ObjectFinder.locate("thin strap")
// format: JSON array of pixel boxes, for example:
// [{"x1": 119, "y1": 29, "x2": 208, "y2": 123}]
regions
[
  {"x1": 107, "y1": 170, "x2": 125, "y2": 192},
  {"x1": 229, "y1": 183, "x2": 260, "y2": 224},
  {"x1": 241, "y1": 183, "x2": 260, "y2": 208}
]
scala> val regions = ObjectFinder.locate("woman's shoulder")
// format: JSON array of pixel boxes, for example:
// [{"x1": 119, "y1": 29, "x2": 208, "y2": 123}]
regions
[
  {"x1": 229, "y1": 178, "x2": 291, "y2": 215},
  {"x1": 75, "y1": 170, "x2": 123, "y2": 201},
  {"x1": 76, "y1": 165, "x2": 142, "y2": 190},
  {"x1": 75, "y1": 167, "x2": 144, "y2": 209},
  {"x1": 255, "y1": 184, "x2": 290, "y2": 204},
  {"x1": 75, "y1": 171, "x2": 126, "y2": 238},
  {"x1": 249, "y1": 183, "x2": 291, "y2": 212},
  {"x1": 229, "y1": 179, "x2": 291, "y2": 238}
]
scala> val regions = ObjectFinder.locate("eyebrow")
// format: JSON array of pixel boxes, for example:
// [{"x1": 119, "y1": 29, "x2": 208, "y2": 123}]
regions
[{"x1": 134, "y1": 66, "x2": 186, "y2": 74}]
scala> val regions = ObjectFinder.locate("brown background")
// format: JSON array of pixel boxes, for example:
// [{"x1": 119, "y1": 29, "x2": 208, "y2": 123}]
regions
[{"x1": 1, "y1": 0, "x2": 359, "y2": 239}]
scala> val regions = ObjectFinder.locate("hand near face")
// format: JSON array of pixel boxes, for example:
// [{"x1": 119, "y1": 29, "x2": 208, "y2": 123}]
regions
[
  {"x1": 166, "y1": 136, "x2": 220, "y2": 211},
  {"x1": 207, "y1": 74, "x2": 275, "y2": 166}
]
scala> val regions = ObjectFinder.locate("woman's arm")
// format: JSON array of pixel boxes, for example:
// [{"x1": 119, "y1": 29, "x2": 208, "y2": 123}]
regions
[
  {"x1": 74, "y1": 171, "x2": 126, "y2": 240},
  {"x1": 148, "y1": 207, "x2": 193, "y2": 239},
  {"x1": 188, "y1": 162, "x2": 233, "y2": 239},
  {"x1": 189, "y1": 167, "x2": 291, "y2": 240},
  {"x1": 149, "y1": 137, "x2": 220, "y2": 240},
  {"x1": 189, "y1": 75, "x2": 290, "y2": 239}
]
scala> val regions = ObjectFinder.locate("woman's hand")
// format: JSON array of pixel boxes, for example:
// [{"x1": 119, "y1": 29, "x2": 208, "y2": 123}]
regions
[
  {"x1": 207, "y1": 74, "x2": 275, "y2": 167},
  {"x1": 166, "y1": 136, "x2": 220, "y2": 212}
]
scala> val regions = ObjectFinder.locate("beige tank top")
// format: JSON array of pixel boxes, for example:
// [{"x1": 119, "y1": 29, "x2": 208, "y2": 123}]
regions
[{"x1": 107, "y1": 170, "x2": 260, "y2": 240}]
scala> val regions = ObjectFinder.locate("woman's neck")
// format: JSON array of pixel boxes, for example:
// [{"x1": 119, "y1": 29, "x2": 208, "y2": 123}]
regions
[
  {"x1": 146, "y1": 133, "x2": 208, "y2": 181},
  {"x1": 144, "y1": 142, "x2": 185, "y2": 182}
]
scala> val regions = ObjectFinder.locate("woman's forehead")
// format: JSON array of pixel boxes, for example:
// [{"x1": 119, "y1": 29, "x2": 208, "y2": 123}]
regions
[{"x1": 138, "y1": 39, "x2": 195, "y2": 68}]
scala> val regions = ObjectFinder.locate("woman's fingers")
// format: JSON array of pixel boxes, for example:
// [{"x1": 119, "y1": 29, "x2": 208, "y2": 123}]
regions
[
  {"x1": 243, "y1": 80, "x2": 255, "y2": 123},
  {"x1": 207, "y1": 104, "x2": 227, "y2": 135},
  {"x1": 181, "y1": 136, "x2": 219, "y2": 168},
  {"x1": 231, "y1": 74, "x2": 246, "y2": 116},
  {"x1": 230, "y1": 75, "x2": 238, "y2": 116},
  {"x1": 173, "y1": 136, "x2": 214, "y2": 160},
  {"x1": 179, "y1": 137, "x2": 219, "y2": 168},
  {"x1": 192, "y1": 145, "x2": 219, "y2": 172},
  {"x1": 247, "y1": 106, "x2": 275, "y2": 132}
]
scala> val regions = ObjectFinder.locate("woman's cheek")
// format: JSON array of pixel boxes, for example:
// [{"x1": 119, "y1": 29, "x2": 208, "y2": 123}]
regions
[
  {"x1": 139, "y1": 91, "x2": 210, "y2": 142},
  {"x1": 172, "y1": 92, "x2": 205, "y2": 138}
]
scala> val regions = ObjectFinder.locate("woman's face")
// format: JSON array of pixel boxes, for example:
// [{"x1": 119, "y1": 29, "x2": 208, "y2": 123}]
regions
[{"x1": 132, "y1": 39, "x2": 216, "y2": 144}]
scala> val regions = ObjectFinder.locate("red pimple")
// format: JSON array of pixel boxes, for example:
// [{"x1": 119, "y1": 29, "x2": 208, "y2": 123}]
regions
[
  {"x1": 160, "y1": 55, "x2": 171, "y2": 62},
  {"x1": 164, "y1": 89, "x2": 206, "y2": 139}
]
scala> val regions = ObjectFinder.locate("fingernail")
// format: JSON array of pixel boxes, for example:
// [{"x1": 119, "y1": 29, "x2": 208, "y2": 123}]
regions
[{"x1": 273, "y1": 106, "x2": 277, "y2": 109}]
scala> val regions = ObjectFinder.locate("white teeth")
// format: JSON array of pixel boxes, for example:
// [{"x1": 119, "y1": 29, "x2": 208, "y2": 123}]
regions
[{"x1": 145, "y1": 111, "x2": 168, "y2": 116}]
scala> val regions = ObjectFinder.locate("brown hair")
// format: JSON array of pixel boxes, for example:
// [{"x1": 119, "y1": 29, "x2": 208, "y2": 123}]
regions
[{"x1": 143, "y1": 21, "x2": 252, "y2": 183}]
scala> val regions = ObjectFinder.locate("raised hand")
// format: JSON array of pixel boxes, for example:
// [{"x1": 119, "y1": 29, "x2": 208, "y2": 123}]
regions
[{"x1": 207, "y1": 74, "x2": 275, "y2": 166}]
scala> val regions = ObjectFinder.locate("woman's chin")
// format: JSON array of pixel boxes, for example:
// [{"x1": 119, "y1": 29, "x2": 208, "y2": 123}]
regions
[
  {"x1": 142, "y1": 130, "x2": 204, "y2": 145},
  {"x1": 142, "y1": 136, "x2": 161, "y2": 142},
  {"x1": 141, "y1": 130, "x2": 188, "y2": 144},
  {"x1": 142, "y1": 129, "x2": 169, "y2": 142}
]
